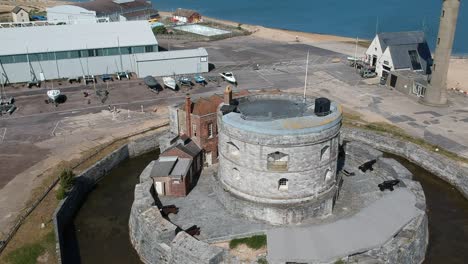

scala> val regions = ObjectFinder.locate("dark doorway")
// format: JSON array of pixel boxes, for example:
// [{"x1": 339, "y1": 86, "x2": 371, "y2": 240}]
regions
[
  {"x1": 372, "y1": 55, "x2": 377, "y2": 66},
  {"x1": 390, "y1": 74, "x2": 398, "y2": 88}
]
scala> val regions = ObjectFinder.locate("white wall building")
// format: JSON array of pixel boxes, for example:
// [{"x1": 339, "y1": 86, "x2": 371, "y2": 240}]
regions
[
  {"x1": 365, "y1": 31, "x2": 432, "y2": 78},
  {"x1": 0, "y1": 21, "x2": 158, "y2": 83},
  {"x1": 47, "y1": 5, "x2": 98, "y2": 24},
  {"x1": 0, "y1": 21, "x2": 209, "y2": 84},
  {"x1": 136, "y1": 48, "x2": 208, "y2": 77},
  {"x1": 11, "y1": 6, "x2": 29, "y2": 23}
]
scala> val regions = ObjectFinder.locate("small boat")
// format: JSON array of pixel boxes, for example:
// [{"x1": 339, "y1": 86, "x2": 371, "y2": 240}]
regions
[
  {"x1": 47, "y1": 89, "x2": 61, "y2": 102},
  {"x1": 144, "y1": 76, "x2": 159, "y2": 89},
  {"x1": 178, "y1": 76, "x2": 192, "y2": 87},
  {"x1": 163, "y1": 77, "x2": 177, "y2": 90},
  {"x1": 219, "y1": 72, "x2": 237, "y2": 84},
  {"x1": 194, "y1": 74, "x2": 206, "y2": 84}
]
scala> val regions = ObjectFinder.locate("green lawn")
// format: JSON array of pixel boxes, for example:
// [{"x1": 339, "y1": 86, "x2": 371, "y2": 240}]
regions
[{"x1": 229, "y1": 234, "x2": 267, "y2": 250}]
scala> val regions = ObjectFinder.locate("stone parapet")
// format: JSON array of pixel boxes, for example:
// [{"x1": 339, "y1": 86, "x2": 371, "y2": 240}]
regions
[
  {"x1": 129, "y1": 162, "x2": 229, "y2": 264},
  {"x1": 342, "y1": 127, "x2": 468, "y2": 199}
]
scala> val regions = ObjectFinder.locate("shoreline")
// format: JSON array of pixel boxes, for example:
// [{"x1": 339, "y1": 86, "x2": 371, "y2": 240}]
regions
[
  {"x1": 159, "y1": 10, "x2": 467, "y2": 90},
  {"x1": 158, "y1": 11, "x2": 358, "y2": 43}
]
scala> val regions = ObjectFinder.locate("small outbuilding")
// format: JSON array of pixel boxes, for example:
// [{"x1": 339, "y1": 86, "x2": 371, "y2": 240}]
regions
[
  {"x1": 172, "y1": 8, "x2": 202, "y2": 24},
  {"x1": 11, "y1": 6, "x2": 29, "y2": 23},
  {"x1": 135, "y1": 48, "x2": 208, "y2": 77},
  {"x1": 152, "y1": 138, "x2": 202, "y2": 197},
  {"x1": 365, "y1": 31, "x2": 432, "y2": 78}
]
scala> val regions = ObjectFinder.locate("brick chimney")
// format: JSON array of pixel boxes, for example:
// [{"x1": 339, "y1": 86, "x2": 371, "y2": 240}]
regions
[
  {"x1": 185, "y1": 94, "x2": 192, "y2": 137},
  {"x1": 224, "y1": 85, "x2": 232, "y2": 105}
]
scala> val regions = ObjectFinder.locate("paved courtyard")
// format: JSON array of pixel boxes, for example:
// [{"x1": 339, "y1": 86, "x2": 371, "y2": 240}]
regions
[{"x1": 159, "y1": 160, "x2": 413, "y2": 235}]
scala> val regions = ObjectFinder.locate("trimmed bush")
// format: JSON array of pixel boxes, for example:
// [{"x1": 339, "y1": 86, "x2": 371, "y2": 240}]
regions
[{"x1": 56, "y1": 168, "x2": 75, "y2": 200}]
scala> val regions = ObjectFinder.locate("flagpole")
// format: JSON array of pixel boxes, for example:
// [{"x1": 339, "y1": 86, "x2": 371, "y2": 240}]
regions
[{"x1": 303, "y1": 50, "x2": 309, "y2": 102}]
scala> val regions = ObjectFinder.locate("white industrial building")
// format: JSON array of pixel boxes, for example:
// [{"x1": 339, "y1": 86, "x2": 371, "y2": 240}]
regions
[
  {"x1": 0, "y1": 21, "x2": 209, "y2": 84},
  {"x1": 365, "y1": 31, "x2": 432, "y2": 78},
  {"x1": 136, "y1": 48, "x2": 208, "y2": 77},
  {"x1": 46, "y1": 5, "x2": 98, "y2": 24}
]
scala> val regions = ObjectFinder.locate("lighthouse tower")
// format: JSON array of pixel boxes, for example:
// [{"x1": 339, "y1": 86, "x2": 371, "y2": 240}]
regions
[{"x1": 423, "y1": 0, "x2": 461, "y2": 106}]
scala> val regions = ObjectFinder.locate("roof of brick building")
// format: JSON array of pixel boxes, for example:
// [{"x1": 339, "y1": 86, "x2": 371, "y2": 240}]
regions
[{"x1": 184, "y1": 90, "x2": 251, "y2": 116}]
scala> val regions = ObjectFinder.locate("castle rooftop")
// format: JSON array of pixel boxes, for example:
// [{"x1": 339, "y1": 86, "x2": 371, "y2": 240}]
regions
[{"x1": 221, "y1": 94, "x2": 342, "y2": 136}]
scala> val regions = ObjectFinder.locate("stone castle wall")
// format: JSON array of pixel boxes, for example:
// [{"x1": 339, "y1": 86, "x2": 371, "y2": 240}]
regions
[
  {"x1": 129, "y1": 161, "x2": 230, "y2": 264},
  {"x1": 53, "y1": 129, "x2": 167, "y2": 264},
  {"x1": 216, "y1": 95, "x2": 342, "y2": 224},
  {"x1": 344, "y1": 142, "x2": 429, "y2": 264},
  {"x1": 342, "y1": 127, "x2": 468, "y2": 199}
]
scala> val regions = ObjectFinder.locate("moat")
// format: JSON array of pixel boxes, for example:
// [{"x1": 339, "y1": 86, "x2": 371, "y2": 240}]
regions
[{"x1": 68, "y1": 151, "x2": 468, "y2": 264}]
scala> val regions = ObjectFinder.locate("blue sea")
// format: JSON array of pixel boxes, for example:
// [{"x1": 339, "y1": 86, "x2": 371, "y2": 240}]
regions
[{"x1": 154, "y1": 0, "x2": 468, "y2": 55}]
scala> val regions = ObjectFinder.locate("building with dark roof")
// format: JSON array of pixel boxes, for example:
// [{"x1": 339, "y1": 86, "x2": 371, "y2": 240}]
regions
[
  {"x1": 11, "y1": 6, "x2": 29, "y2": 23},
  {"x1": 365, "y1": 31, "x2": 432, "y2": 78},
  {"x1": 152, "y1": 137, "x2": 202, "y2": 197}
]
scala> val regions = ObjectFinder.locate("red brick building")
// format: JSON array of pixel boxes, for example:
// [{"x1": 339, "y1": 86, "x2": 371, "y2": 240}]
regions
[
  {"x1": 151, "y1": 138, "x2": 202, "y2": 197},
  {"x1": 168, "y1": 87, "x2": 249, "y2": 166},
  {"x1": 172, "y1": 8, "x2": 202, "y2": 23}
]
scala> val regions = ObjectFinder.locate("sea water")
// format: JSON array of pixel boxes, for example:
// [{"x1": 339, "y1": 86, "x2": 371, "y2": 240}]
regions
[{"x1": 155, "y1": 0, "x2": 468, "y2": 55}]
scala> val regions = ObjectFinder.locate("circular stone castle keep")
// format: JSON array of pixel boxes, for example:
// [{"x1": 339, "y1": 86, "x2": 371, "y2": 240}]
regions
[{"x1": 216, "y1": 93, "x2": 343, "y2": 225}]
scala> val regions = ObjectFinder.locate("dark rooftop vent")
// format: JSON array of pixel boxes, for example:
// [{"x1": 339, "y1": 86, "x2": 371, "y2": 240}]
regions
[{"x1": 314, "y1": 97, "x2": 331, "y2": 116}]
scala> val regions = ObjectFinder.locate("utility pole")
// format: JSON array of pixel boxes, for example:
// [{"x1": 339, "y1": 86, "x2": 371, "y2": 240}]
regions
[{"x1": 303, "y1": 50, "x2": 309, "y2": 102}]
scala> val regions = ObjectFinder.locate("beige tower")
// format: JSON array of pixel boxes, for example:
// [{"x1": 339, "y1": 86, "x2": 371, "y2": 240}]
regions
[{"x1": 423, "y1": 0, "x2": 460, "y2": 106}]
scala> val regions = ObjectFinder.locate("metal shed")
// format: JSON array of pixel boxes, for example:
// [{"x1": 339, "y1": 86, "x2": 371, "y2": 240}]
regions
[{"x1": 135, "y1": 48, "x2": 208, "y2": 77}]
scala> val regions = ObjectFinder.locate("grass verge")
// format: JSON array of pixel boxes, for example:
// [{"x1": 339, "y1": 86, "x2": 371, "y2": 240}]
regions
[
  {"x1": 5, "y1": 231, "x2": 55, "y2": 264},
  {"x1": 342, "y1": 111, "x2": 468, "y2": 163},
  {"x1": 229, "y1": 235, "x2": 267, "y2": 250}
]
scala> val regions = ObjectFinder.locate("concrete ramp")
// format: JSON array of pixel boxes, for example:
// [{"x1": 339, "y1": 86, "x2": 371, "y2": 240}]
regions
[{"x1": 267, "y1": 188, "x2": 421, "y2": 263}]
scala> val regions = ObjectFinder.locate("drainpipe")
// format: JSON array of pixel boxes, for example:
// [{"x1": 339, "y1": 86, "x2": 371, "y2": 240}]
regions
[{"x1": 185, "y1": 94, "x2": 192, "y2": 137}]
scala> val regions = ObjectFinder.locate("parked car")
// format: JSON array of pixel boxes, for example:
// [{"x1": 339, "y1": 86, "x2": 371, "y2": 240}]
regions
[{"x1": 360, "y1": 69, "x2": 377, "y2": 79}]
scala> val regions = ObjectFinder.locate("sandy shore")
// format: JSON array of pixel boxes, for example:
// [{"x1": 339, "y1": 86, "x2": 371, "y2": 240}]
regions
[
  {"x1": 448, "y1": 58, "x2": 468, "y2": 91},
  {"x1": 160, "y1": 11, "x2": 467, "y2": 91},
  {"x1": 159, "y1": 11, "x2": 356, "y2": 43}
]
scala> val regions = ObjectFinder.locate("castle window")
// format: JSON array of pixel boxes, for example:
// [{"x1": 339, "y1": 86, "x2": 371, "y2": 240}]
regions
[
  {"x1": 324, "y1": 169, "x2": 334, "y2": 183},
  {"x1": 278, "y1": 178, "x2": 289, "y2": 191},
  {"x1": 320, "y1": 145, "x2": 330, "y2": 161},
  {"x1": 208, "y1": 123, "x2": 214, "y2": 138},
  {"x1": 267, "y1": 151, "x2": 289, "y2": 171},
  {"x1": 233, "y1": 168, "x2": 240, "y2": 180},
  {"x1": 227, "y1": 142, "x2": 240, "y2": 156}
]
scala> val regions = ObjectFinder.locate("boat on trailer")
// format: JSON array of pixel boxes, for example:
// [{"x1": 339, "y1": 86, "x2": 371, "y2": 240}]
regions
[
  {"x1": 144, "y1": 76, "x2": 159, "y2": 90},
  {"x1": 219, "y1": 72, "x2": 237, "y2": 84},
  {"x1": 47, "y1": 89, "x2": 61, "y2": 102},
  {"x1": 163, "y1": 77, "x2": 177, "y2": 90}
]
